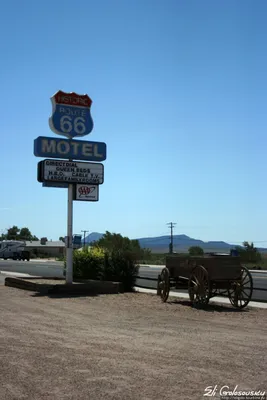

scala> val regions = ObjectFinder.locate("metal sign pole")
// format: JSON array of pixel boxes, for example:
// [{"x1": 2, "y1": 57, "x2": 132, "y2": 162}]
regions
[
  {"x1": 66, "y1": 183, "x2": 73, "y2": 284},
  {"x1": 34, "y1": 91, "x2": 107, "y2": 286}
]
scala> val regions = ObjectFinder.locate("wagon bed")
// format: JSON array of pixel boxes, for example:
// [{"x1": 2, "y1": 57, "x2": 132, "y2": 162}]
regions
[{"x1": 157, "y1": 253, "x2": 253, "y2": 309}]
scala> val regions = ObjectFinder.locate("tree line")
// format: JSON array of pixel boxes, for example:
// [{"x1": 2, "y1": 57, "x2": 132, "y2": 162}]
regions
[
  {"x1": 1, "y1": 226, "x2": 39, "y2": 241},
  {"x1": 91, "y1": 231, "x2": 152, "y2": 260},
  {"x1": 188, "y1": 242, "x2": 262, "y2": 263},
  {"x1": 88, "y1": 234, "x2": 263, "y2": 265},
  {"x1": 0, "y1": 226, "x2": 263, "y2": 265}
]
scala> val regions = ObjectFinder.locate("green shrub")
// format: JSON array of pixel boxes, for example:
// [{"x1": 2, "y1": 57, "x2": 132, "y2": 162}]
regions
[
  {"x1": 72, "y1": 247, "x2": 105, "y2": 280},
  {"x1": 188, "y1": 246, "x2": 204, "y2": 256},
  {"x1": 103, "y1": 249, "x2": 139, "y2": 292},
  {"x1": 64, "y1": 246, "x2": 139, "y2": 291}
]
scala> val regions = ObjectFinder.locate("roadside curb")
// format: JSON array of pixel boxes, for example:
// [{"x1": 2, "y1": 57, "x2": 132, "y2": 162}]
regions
[
  {"x1": 134, "y1": 287, "x2": 267, "y2": 309},
  {"x1": 5, "y1": 276, "x2": 124, "y2": 295},
  {"x1": 0, "y1": 271, "x2": 34, "y2": 278}
]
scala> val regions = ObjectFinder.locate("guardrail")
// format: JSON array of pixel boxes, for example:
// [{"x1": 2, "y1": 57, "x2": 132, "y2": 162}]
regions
[{"x1": 249, "y1": 270, "x2": 267, "y2": 274}]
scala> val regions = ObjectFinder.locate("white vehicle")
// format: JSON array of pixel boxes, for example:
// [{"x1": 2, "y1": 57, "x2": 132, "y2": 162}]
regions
[{"x1": 0, "y1": 240, "x2": 30, "y2": 261}]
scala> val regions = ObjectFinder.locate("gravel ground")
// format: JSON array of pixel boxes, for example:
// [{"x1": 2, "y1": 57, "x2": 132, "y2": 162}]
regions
[{"x1": 0, "y1": 286, "x2": 266, "y2": 400}]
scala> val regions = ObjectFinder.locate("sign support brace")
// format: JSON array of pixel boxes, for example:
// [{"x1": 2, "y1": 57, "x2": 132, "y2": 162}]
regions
[{"x1": 66, "y1": 183, "x2": 73, "y2": 284}]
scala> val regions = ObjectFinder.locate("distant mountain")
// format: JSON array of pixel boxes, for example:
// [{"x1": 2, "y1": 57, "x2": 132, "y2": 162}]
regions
[
  {"x1": 85, "y1": 232, "x2": 103, "y2": 243},
  {"x1": 85, "y1": 232, "x2": 267, "y2": 253},
  {"x1": 136, "y1": 234, "x2": 234, "y2": 253}
]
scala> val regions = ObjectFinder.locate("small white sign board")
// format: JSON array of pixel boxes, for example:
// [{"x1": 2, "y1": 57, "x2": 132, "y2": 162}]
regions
[{"x1": 74, "y1": 184, "x2": 99, "y2": 202}]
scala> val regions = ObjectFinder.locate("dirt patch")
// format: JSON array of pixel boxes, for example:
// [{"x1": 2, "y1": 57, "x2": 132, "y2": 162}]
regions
[{"x1": 0, "y1": 286, "x2": 266, "y2": 400}]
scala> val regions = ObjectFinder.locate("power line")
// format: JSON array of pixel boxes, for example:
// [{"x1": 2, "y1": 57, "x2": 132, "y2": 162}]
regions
[
  {"x1": 81, "y1": 230, "x2": 89, "y2": 248},
  {"x1": 167, "y1": 222, "x2": 176, "y2": 254}
]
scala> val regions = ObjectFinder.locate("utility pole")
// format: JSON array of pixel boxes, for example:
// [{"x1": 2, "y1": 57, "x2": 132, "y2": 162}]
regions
[
  {"x1": 81, "y1": 230, "x2": 89, "y2": 248},
  {"x1": 167, "y1": 222, "x2": 176, "y2": 254}
]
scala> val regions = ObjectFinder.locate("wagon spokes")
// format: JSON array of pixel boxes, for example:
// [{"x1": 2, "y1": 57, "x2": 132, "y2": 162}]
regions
[
  {"x1": 228, "y1": 266, "x2": 253, "y2": 309},
  {"x1": 157, "y1": 267, "x2": 170, "y2": 303},
  {"x1": 188, "y1": 265, "x2": 210, "y2": 307}
]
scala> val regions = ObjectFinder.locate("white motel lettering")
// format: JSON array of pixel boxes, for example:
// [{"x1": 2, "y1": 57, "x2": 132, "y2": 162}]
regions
[{"x1": 41, "y1": 138, "x2": 103, "y2": 158}]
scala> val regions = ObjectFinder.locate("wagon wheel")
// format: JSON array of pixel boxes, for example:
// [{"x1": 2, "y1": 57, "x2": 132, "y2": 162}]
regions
[
  {"x1": 228, "y1": 266, "x2": 253, "y2": 309},
  {"x1": 157, "y1": 267, "x2": 170, "y2": 302},
  {"x1": 188, "y1": 265, "x2": 210, "y2": 307}
]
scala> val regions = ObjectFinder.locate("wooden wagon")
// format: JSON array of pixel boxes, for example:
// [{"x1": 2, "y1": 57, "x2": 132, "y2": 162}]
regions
[{"x1": 157, "y1": 253, "x2": 253, "y2": 309}]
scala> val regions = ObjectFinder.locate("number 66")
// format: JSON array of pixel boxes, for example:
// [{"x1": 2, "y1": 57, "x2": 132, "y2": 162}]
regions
[{"x1": 60, "y1": 116, "x2": 86, "y2": 134}]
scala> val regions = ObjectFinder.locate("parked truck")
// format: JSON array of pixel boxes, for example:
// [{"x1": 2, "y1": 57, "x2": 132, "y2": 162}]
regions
[{"x1": 0, "y1": 240, "x2": 30, "y2": 261}]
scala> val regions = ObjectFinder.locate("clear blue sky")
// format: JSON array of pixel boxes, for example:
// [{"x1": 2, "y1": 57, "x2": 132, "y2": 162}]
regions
[{"x1": 1, "y1": 0, "x2": 267, "y2": 245}]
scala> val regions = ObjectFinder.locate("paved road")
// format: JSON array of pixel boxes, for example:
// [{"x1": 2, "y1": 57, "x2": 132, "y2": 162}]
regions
[
  {"x1": 0, "y1": 259, "x2": 64, "y2": 278},
  {"x1": 0, "y1": 260, "x2": 266, "y2": 302}
]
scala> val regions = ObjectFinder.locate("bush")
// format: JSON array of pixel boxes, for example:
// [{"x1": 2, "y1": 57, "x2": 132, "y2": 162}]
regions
[
  {"x1": 64, "y1": 246, "x2": 139, "y2": 291},
  {"x1": 104, "y1": 249, "x2": 139, "y2": 292},
  {"x1": 72, "y1": 247, "x2": 105, "y2": 280},
  {"x1": 188, "y1": 246, "x2": 204, "y2": 256},
  {"x1": 234, "y1": 242, "x2": 262, "y2": 264}
]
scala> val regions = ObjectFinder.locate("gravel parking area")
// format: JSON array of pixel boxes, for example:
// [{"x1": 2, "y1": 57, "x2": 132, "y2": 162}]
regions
[{"x1": 0, "y1": 286, "x2": 266, "y2": 400}]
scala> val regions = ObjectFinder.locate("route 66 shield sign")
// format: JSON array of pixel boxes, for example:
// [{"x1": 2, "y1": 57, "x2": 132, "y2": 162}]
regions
[{"x1": 49, "y1": 90, "x2": 94, "y2": 139}]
